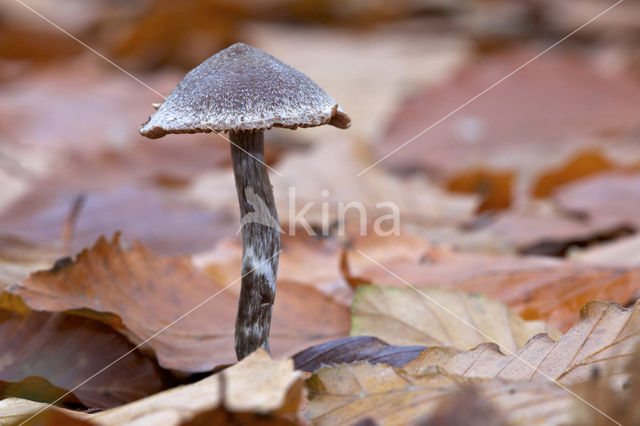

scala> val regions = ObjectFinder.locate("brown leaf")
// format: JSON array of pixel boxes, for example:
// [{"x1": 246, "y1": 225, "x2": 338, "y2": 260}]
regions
[
  {"x1": 420, "y1": 385, "x2": 506, "y2": 426},
  {"x1": 13, "y1": 234, "x2": 350, "y2": 371},
  {"x1": 555, "y1": 172, "x2": 640, "y2": 231},
  {"x1": 306, "y1": 362, "x2": 573, "y2": 425},
  {"x1": 350, "y1": 286, "x2": 558, "y2": 352},
  {"x1": 378, "y1": 50, "x2": 640, "y2": 203},
  {"x1": 436, "y1": 300, "x2": 640, "y2": 386},
  {"x1": 477, "y1": 205, "x2": 630, "y2": 256},
  {"x1": 0, "y1": 398, "x2": 89, "y2": 426},
  {"x1": 0, "y1": 299, "x2": 163, "y2": 408},
  {"x1": 0, "y1": 184, "x2": 233, "y2": 256},
  {"x1": 87, "y1": 349, "x2": 304, "y2": 426},
  {"x1": 346, "y1": 235, "x2": 640, "y2": 331},
  {"x1": 293, "y1": 336, "x2": 425, "y2": 372},
  {"x1": 12, "y1": 234, "x2": 237, "y2": 372}
]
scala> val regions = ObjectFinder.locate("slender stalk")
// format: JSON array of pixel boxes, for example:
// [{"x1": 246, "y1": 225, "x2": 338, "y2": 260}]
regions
[{"x1": 229, "y1": 130, "x2": 280, "y2": 360}]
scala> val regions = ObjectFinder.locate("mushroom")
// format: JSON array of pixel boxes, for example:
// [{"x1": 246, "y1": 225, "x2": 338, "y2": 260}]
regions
[{"x1": 140, "y1": 42, "x2": 350, "y2": 360}]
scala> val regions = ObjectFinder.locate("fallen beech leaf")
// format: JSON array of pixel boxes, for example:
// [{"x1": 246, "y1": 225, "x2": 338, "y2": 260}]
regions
[
  {"x1": 350, "y1": 286, "x2": 558, "y2": 352},
  {"x1": 571, "y1": 343, "x2": 640, "y2": 426},
  {"x1": 87, "y1": 349, "x2": 304, "y2": 426},
  {"x1": 13, "y1": 234, "x2": 350, "y2": 371},
  {"x1": 0, "y1": 184, "x2": 233, "y2": 256},
  {"x1": 306, "y1": 362, "x2": 573, "y2": 425},
  {"x1": 346, "y1": 235, "x2": 640, "y2": 331},
  {"x1": 378, "y1": 50, "x2": 640, "y2": 203},
  {"x1": 439, "y1": 301, "x2": 640, "y2": 386},
  {"x1": 478, "y1": 205, "x2": 629, "y2": 256},
  {"x1": 293, "y1": 336, "x2": 425, "y2": 372},
  {"x1": 555, "y1": 173, "x2": 640, "y2": 231},
  {"x1": 12, "y1": 234, "x2": 238, "y2": 372},
  {"x1": 0, "y1": 301, "x2": 163, "y2": 408},
  {"x1": 343, "y1": 231, "x2": 554, "y2": 288}
]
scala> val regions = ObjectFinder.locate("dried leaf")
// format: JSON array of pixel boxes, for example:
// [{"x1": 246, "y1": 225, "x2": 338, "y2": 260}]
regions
[
  {"x1": 0, "y1": 398, "x2": 89, "y2": 426},
  {"x1": 13, "y1": 234, "x2": 350, "y2": 372},
  {"x1": 87, "y1": 349, "x2": 303, "y2": 426},
  {"x1": 438, "y1": 300, "x2": 640, "y2": 386},
  {"x1": 555, "y1": 173, "x2": 640, "y2": 231},
  {"x1": 346, "y1": 236, "x2": 640, "y2": 331},
  {"x1": 306, "y1": 362, "x2": 573, "y2": 425},
  {"x1": 0, "y1": 301, "x2": 163, "y2": 408},
  {"x1": 350, "y1": 286, "x2": 558, "y2": 352},
  {"x1": 378, "y1": 50, "x2": 640, "y2": 203},
  {"x1": 12, "y1": 234, "x2": 238, "y2": 372}
]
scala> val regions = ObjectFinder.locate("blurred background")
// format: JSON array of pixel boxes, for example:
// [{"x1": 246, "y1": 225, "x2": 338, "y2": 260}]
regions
[{"x1": 1, "y1": 0, "x2": 640, "y2": 259}]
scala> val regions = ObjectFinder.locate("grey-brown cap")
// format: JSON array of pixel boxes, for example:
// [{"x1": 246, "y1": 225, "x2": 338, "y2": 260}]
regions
[{"x1": 140, "y1": 43, "x2": 351, "y2": 139}]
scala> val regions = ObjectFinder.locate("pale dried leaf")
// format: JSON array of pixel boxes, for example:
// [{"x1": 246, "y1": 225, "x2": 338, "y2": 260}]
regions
[
  {"x1": 88, "y1": 349, "x2": 303, "y2": 426},
  {"x1": 0, "y1": 398, "x2": 88, "y2": 426},
  {"x1": 438, "y1": 301, "x2": 640, "y2": 386},
  {"x1": 350, "y1": 286, "x2": 559, "y2": 353},
  {"x1": 307, "y1": 362, "x2": 573, "y2": 425}
]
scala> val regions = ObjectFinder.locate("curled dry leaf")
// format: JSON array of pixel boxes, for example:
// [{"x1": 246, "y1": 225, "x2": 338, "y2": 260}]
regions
[
  {"x1": 293, "y1": 336, "x2": 425, "y2": 372},
  {"x1": 87, "y1": 349, "x2": 304, "y2": 426},
  {"x1": 306, "y1": 362, "x2": 573, "y2": 425},
  {"x1": 13, "y1": 234, "x2": 350, "y2": 371},
  {"x1": 350, "y1": 286, "x2": 558, "y2": 353},
  {"x1": 0, "y1": 295, "x2": 163, "y2": 409},
  {"x1": 432, "y1": 300, "x2": 640, "y2": 387}
]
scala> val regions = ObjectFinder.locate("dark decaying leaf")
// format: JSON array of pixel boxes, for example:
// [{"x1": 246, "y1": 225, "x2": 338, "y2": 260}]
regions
[
  {"x1": 293, "y1": 336, "x2": 425, "y2": 372},
  {"x1": 0, "y1": 301, "x2": 163, "y2": 409}
]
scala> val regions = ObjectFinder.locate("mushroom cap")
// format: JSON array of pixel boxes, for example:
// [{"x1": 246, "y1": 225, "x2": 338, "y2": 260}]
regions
[{"x1": 140, "y1": 43, "x2": 351, "y2": 138}]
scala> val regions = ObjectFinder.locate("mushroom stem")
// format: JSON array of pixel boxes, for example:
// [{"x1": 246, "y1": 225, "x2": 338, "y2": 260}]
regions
[{"x1": 229, "y1": 130, "x2": 280, "y2": 360}]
